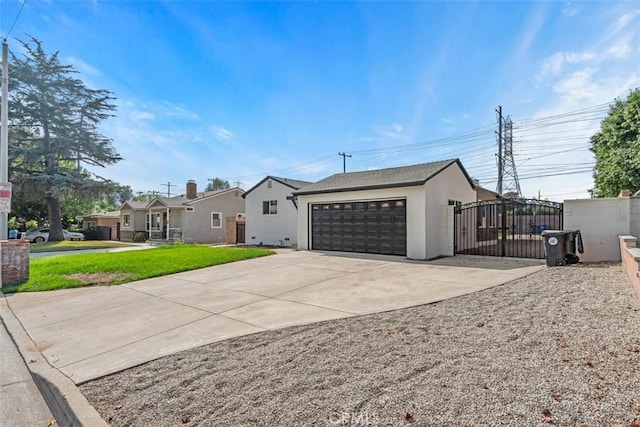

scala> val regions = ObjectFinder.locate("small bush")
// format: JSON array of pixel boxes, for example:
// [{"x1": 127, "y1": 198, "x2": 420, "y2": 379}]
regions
[{"x1": 133, "y1": 232, "x2": 149, "y2": 242}]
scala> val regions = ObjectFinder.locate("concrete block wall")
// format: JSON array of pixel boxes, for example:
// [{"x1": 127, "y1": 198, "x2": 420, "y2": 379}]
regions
[
  {"x1": 618, "y1": 235, "x2": 640, "y2": 298},
  {"x1": 2, "y1": 240, "x2": 30, "y2": 286},
  {"x1": 631, "y1": 199, "x2": 640, "y2": 239},
  {"x1": 564, "y1": 198, "x2": 631, "y2": 262}
]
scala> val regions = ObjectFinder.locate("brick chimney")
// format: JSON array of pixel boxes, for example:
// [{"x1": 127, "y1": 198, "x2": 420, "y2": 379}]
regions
[{"x1": 186, "y1": 180, "x2": 197, "y2": 199}]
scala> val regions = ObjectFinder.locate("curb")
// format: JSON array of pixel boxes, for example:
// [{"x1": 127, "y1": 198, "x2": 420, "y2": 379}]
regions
[{"x1": 0, "y1": 294, "x2": 108, "y2": 427}]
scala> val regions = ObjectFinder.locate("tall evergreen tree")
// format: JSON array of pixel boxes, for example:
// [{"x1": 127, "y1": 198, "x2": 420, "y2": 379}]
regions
[{"x1": 7, "y1": 37, "x2": 122, "y2": 240}]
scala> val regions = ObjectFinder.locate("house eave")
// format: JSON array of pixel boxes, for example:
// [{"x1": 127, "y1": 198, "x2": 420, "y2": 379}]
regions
[{"x1": 294, "y1": 180, "x2": 426, "y2": 196}]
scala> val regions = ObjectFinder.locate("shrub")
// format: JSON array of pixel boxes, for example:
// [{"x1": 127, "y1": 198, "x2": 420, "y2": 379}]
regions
[{"x1": 133, "y1": 232, "x2": 149, "y2": 242}]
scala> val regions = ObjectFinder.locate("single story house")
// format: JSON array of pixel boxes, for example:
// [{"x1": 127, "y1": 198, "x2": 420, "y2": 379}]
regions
[
  {"x1": 293, "y1": 158, "x2": 476, "y2": 260},
  {"x1": 476, "y1": 186, "x2": 500, "y2": 201},
  {"x1": 80, "y1": 211, "x2": 120, "y2": 240},
  {"x1": 243, "y1": 175, "x2": 312, "y2": 247},
  {"x1": 119, "y1": 181, "x2": 246, "y2": 244}
]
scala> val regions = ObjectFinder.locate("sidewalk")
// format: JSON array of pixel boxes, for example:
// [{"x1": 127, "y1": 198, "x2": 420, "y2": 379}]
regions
[
  {"x1": 0, "y1": 317, "x2": 54, "y2": 426},
  {"x1": 29, "y1": 241, "x2": 154, "y2": 259}
]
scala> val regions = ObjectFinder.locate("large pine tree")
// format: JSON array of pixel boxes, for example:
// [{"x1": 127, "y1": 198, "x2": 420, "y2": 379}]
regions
[{"x1": 7, "y1": 37, "x2": 122, "y2": 240}]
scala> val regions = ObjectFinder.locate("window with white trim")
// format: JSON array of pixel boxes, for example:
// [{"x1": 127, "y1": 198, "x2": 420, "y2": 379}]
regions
[
  {"x1": 211, "y1": 212, "x2": 222, "y2": 228},
  {"x1": 262, "y1": 200, "x2": 277, "y2": 215},
  {"x1": 123, "y1": 213, "x2": 131, "y2": 228}
]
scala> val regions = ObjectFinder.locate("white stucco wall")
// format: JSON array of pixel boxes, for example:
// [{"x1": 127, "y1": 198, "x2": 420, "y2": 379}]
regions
[
  {"x1": 296, "y1": 163, "x2": 476, "y2": 260},
  {"x1": 245, "y1": 180, "x2": 299, "y2": 247},
  {"x1": 563, "y1": 197, "x2": 631, "y2": 262},
  {"x1": 424, "y1": 163, "x2": 477, "y2": 259}
]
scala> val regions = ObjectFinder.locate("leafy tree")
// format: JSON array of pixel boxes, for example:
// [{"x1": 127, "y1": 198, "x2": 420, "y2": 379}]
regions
[
  {"x1": 7, "y1": 37, "x2": 122, "y2": 240},
  {"x1": 591, "y1": 88, "x2": 640, "y2": 197},
  {"x1": 205, "y1": 178, "x2": 230, "y2": 191},
  {"x1": 132, "y1": 191, "x2": 161, "y2": 202}
]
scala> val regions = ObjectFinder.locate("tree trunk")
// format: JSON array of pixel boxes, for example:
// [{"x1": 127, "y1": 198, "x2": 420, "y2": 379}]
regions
[{"x1": 47, "y1": 196, "x2": 65, "y2": 241}]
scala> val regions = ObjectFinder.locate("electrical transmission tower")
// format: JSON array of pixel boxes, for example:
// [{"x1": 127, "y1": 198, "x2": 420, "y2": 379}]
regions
[
  {"x1": 495, "y1": 107, "x2": 522, "y2": 198},
  {"x1": 501, "y1": 117, "x2": 521, "y2": 197}
]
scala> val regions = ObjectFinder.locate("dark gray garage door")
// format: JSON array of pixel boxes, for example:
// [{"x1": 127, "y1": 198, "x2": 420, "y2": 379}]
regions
[{"x1": 311, "y1": 199, "x2": 406, "y2": 256}]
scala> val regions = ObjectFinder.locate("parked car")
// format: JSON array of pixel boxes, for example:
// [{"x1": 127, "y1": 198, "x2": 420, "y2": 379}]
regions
[{"x1": 24, "y1": 228, "x2": 85, "y2": 243}]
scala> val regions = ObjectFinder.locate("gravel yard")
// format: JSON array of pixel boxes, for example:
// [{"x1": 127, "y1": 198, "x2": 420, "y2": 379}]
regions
[{"x1": 80, "y1": 263, "x2": 640, "y2": 426}]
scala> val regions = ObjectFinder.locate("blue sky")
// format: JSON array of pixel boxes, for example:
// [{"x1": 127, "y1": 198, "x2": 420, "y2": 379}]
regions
[{"x1": 1, "y1": 1, "x2": 638, "y2": 201}]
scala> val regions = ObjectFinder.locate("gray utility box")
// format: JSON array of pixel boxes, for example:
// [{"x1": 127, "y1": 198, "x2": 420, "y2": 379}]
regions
[{"x1": 541, "y1": 230, "x2": 583, "y2": 267}]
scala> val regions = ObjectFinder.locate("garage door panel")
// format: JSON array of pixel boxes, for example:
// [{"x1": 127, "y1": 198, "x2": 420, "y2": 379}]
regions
[{"x1": 312, "y1": 199, "x2": 406, "y2": 256}]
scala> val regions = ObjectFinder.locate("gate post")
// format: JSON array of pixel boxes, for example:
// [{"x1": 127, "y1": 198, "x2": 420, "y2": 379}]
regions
[{"x1": 501, "y1": 199, "x2": 507, "y2": 257}]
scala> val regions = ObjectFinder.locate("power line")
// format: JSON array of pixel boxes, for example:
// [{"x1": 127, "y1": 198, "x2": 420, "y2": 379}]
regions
[
  {"x1": 160, "y1": 181, "x2": 176, "y2": 198},
  {"x1": 223, "y1": 101, "x2": 612, "y2": 188},
  {"x1": 3, "y1": 0, "x2": 27, "y2": 40}
]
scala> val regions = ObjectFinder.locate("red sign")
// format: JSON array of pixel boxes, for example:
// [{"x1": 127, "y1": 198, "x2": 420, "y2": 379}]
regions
[{"x1": 0, "y1": 182, "x2": 11, "y2": 213}]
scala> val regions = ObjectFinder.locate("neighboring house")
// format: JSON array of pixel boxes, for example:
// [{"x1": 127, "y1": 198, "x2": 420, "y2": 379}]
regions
[
  {"x1": 293, "y1": 159, "x2": 476, "y2": 260},
  {"x1": 80, "y1": 211, "x2": 120, "y2": 240},
  {"x1": 243, "y1": 175, "x2": 312, "y2": 247},
  {"x1": 475, "y1": 186, "x2": 500, "y2": 201},
  {"x1": 119, "y1": 181, "x2": 246, "y2": 244}
]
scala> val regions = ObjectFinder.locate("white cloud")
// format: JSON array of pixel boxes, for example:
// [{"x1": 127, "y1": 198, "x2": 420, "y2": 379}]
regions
[
  {"x1": 539, "y1": 51, "x2": 596, "y2": 78},
  {"x1": 552, "y1": 68, "x2": 599, "y2": 100},
  {"x1": 212, "y1": 126, "x2": 234, "y2": 141},
  {"x1": 441, "y1": 113, "x2": 471, "y2": 125},
  {"x1": 515, "y1": 2, "x2": 550, "y2": 59},
  {"x1": 562, "y1": 2, "x2": 579, "y2": 17},
  {"x1": 160, "y1": 101, "x2": 200, "y2": 121},
  {"x1": 615, "y1": 9, "x2": 640, "y2": 34},
  {"x1": 67, "y1": 56, "x2": 101, "y2": 77},
  {"x1": 374, "y1": 123, "x2": 404, "y2": 139},
  {"x1": 131, "y1": 111, "x2": 155, "y2": 122},
  {"x1": 608, "y1": 42, "x2": 632, "y2": 58}
]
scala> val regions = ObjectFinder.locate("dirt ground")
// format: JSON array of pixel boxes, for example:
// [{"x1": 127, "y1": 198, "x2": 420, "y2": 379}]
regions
[{"x1": 80, "y1": 263, "x2": 640, "y2": 426}]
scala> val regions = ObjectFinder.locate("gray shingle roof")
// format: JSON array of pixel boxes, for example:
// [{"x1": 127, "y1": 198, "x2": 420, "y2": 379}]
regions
[
  {"x1": 122, "y1": 201, "x2": 148, "y2": 210},
  {"x1": 294, "y1": 159, "x2": 471, "y2": 195},
  {"x1": 242, "y1": 175, "x2": 314, "y2": 198},
  {"x1": 269, "y1": 176, "x2": 313, "y2": 190}
]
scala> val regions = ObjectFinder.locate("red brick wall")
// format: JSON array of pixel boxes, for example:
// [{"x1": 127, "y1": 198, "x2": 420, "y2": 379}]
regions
[
  {"x1": 619, "y1": 235, "x2": 640, "y2": 298},
  {"x1": 2, "y1": 239, "x2": 30, "y2": 287},
  {"x1": 225, "y1": 216, "x2": 245, "y2": 244}
]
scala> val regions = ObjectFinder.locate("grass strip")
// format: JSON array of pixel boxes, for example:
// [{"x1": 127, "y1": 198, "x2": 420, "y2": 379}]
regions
[
  {"x1": 28, "y1": 240, "x2": 138, "y2": 253},
  {"x1": 3, "y1": 245, "x2": 274, "y2": 293}
]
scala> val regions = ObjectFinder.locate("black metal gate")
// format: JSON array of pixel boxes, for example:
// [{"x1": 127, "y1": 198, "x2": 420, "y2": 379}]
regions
[{"x1": 454, "y1": 198, "x2": 563, "y2": 259}]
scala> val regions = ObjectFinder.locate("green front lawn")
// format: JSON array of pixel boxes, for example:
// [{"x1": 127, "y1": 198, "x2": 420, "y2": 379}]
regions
[
  {"x1": 28, "y1": 240, "x2": 137, "y2": 253},
  {"x1": 3, "y1": 246, "x2": 274, "y2": 293}
]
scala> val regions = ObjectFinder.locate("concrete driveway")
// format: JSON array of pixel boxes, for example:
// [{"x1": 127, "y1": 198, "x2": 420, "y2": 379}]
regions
[{"x1": 1, "y1": 250, "x2": 544, "y2": 385}]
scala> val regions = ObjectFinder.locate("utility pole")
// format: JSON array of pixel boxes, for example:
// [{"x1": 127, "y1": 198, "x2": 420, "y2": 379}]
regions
[
  {"x1": 233, "y1": 180, "x2": 243, "y2": 189},
  {"x1": 495, "y1": 106, "x2": 503, "y2": 197},
  {"x1": 0, "y1": 41, "x2": 9, "y2": 240},
  {"x1": 338, "y1": 152, "x2": 351, "y2": 173},
  {"x1": 160, "y1": 182, "x2": 176, "y2": 198}
]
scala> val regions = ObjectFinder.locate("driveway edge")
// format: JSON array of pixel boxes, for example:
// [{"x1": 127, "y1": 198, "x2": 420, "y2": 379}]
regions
[{"x1": 0, "y1": 294, "x2": 108, "y2": 427}]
